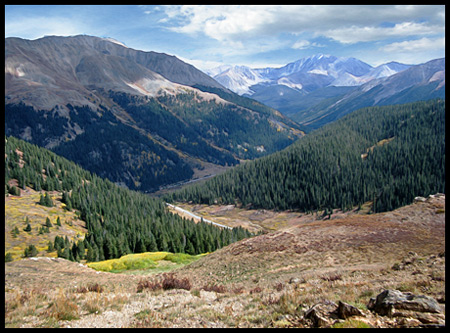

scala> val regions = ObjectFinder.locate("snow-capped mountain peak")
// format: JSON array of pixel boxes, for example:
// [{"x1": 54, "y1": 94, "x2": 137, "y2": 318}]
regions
[
  {"x1": 212, "y1": 65, "x2": 269, "y2": 95},
  {"x1": 208, "y1": 54, "x2": 411, "y2": 96}
]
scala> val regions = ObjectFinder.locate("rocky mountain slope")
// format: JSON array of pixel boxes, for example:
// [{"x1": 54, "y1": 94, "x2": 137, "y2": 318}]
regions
[
  {"x1": 5, "y1": 35, "x2": 223, "y2": 110},
  {"x1": 5, "y1": 35, "x2": 303, "y2": 192}
]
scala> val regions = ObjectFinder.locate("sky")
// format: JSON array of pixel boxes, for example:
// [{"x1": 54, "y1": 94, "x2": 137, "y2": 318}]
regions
[{"x1": 4, "y1": 5, "x2": 446, "y2": 71}]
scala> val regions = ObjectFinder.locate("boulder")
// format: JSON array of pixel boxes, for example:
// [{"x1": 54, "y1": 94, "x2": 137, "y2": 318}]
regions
[
  {"x1": 335, "y1": 301, "x2": 364, "y2": 319},
  {"x1": 303, "y1": 300, "x2": 338, "y2": 327},
  {"x1": 413, "y1": 196, "x2": 426, "y2": 202},
  {"x1": 367, "y1": 289, "x2": 444, "y2": 326}
]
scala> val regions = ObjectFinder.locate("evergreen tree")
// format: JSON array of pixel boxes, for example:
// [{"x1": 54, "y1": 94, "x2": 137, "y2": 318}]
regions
[
  {"x1": 5, "y1": 252, "x2": 13, "y2": 262},
  {"x1": 24, "y1": 244, "x2": 38, "y2": 257},
  {"x1": 45, "y1": 217, "x2": 52, "y2": 228},
  {"x1": 8, "y1": 185, "x2": 20, "y2": 196}
]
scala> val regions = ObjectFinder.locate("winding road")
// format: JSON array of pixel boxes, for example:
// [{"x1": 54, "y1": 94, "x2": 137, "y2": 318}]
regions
[{"x1": 165, "y1": 203, "x2": 233, "y2": 229}]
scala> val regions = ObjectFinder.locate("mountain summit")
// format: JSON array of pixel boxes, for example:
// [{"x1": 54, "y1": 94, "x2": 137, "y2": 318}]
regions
[
  {"x1": 207, "y1": 54, "x2": 407, "y2": 96},
  {"x1": 5, "y1": 35, "x2": 224, "y2": 111}
]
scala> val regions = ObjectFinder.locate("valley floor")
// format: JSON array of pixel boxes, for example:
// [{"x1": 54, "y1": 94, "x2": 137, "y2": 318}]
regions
[{"x1": 5, "y1": 195, "x2": 445, "y2": 328}]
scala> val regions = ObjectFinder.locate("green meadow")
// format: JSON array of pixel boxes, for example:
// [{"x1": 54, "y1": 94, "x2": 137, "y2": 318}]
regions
[{"x1": 87, "y1": 251, "x2": 206, "y2": 274}]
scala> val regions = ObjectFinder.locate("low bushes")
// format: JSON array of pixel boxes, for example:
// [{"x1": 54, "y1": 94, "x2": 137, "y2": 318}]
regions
[{"x1": 137, "y1": 273, "x2": 191, "y2": 292}]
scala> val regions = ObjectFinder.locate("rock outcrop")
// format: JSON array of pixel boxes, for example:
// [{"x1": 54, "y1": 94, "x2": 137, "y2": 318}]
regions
[
  {"x1": 297, "y1": 289, "x2": 444, "y2": 328},
  {"x1": 367, "y1": 289, "x2": 445, "y2": 327}
]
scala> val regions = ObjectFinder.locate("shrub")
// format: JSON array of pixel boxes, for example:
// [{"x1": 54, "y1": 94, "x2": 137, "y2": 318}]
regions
[
  {"x1": 5, "y1": 252, "x2": 13, "y2": 262},
  {"x1": 75, "y1": 286, "x2": 88, "y2": 293},
  {"x1": 46, "y1": 292, "x2": 79, "y2": 321},
  {"x1": 24, "y1": 244, "x2": 38, "y2": 257},
  {"x1": 136, "y1": 274, "x2": 192, "y2": 292},
  {"x1": 87, "y1": 283, "x2": 104, "y2": 293},
  {"x1": 137, "y1": 280, "x2": 162, "y2": 293},
  {"x1": 161, "y1": 273, "x2": 191, "y2": 291},
  {"x1": 202, "y1": 283, "x2": 227, "y2": 293},
  {"x1": 8, "y1": 186, "x2": 20, "y2": 196},
  {"x1": 250, "y1": 286, "x2": 263, "y2": 294}
]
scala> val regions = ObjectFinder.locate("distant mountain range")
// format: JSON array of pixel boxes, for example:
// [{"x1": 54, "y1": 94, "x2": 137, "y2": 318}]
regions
[
  {"x1": 206, "y1": 54, "x2": 444, "y2": 129},
  {"x1": 206, "y1": 54, "x2": 411, "y2": 96},
  {"x1": 5, "y1": 35, "x2": 303, "y2": 192},
  {"x1": 294, "y1": 58, "x2": 445, "y2": 129}
]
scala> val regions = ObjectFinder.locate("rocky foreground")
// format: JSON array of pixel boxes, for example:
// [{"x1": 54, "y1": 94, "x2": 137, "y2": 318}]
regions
[{"x1": 5, "y1": 194, "x2": 445, "y2": 328}]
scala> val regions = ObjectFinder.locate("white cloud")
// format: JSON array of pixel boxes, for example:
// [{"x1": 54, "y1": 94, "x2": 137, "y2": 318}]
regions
[
  {"x1": 292, "y1": 39, "x2": 325, "y2": 50},
  {"x1": 381, "y1": 37, "x2": 445, "y2": 53},
  {"x1": 178, "y1": 56, "x2": 227, "y2": 71},
  {"x1": 151, "y1": 5, "x2": 445, "y2": 67},
  {"x1": 158, "y1": 5, "x2": 445, "y2": 45},
  {"x1": 5, "y1": 16, "x2": 86, "y2": 40},
  {"x1": 325, "y1": 21, "x2": 444, "y2": 44}
]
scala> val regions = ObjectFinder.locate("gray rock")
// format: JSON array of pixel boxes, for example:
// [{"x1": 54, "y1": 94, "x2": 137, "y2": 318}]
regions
[
  {"x1": 336, "y1": 301, "x2": 364, "y2": 319},
  {"x1": 367, "y1": 289, "x2": 442, "y2": 317},
  {"x1": 414, "y1": 196, "x2": 427, "y2": 202},
  {"x1": 304, "y1": 300, "x2": 338, "y2": 328}
]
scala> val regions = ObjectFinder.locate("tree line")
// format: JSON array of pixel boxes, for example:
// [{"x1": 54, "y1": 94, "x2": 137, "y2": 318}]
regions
[
  {"x1": 168, "y1": 99, "x2": 445, "y2": 214},
  {"x1": 5, "y1": 136, "x2": 254, "y2": 262}
]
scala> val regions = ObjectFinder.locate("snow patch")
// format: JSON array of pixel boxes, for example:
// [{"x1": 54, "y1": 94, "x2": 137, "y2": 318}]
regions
[
  {"x1": 103, "y1": 37, "x2": 128, "y2": 48},
  {"x1": 213, "y1": 65, "x2": 269, "y2": 96},
  {"x1": 307, "y1": 69, "x2": 328, "y2": 76},
  {"x1": 277, "y1": 77, "x2": 303, "y2": 90}
]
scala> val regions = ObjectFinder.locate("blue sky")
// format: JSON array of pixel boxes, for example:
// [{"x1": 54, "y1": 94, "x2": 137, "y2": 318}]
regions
[{"x1": 5, "y1": 5, "x2": 445, "y2": 70}]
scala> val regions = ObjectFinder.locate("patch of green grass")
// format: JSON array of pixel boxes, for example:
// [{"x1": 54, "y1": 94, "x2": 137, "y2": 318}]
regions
[
  {"x1": 331, "y1": 319, "x2": 372, "y2": 328},
  {"x1": 87, "y1": 251, "x2": 206, "y2": 273}
]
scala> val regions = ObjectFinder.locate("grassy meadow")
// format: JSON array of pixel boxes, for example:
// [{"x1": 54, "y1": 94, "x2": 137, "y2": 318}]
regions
[
  {"x1": 5, "y1": 185, "x2": 86, "y2": 261},
  {"x1": 87, "y1": 251, "x2": 207, "y2": 274}
]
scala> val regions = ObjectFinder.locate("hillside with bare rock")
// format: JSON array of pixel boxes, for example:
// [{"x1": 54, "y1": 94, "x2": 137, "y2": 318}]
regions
[{"x1": 5, "y1": 35, "x2": 303, "y2": 192}]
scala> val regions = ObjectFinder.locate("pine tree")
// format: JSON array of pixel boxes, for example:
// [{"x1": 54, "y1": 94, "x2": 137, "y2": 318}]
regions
[
  {"x1": 8, "y1": 185, "x2": 20, "y2": 196},
  {"x1": 5, "y1": 252, "x2": 13, "y2": 262},
  {"x1": 24, "y1": 244, "x2": 38, "y2": 257},
  {"x1": 11, "y1": 226, "x2": 19, "y2": 238}
]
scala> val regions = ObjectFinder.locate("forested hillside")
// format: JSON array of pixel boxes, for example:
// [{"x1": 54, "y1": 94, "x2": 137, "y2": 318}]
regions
[
  {"x1": 5, "y1": 35, "x2": 304, "y2": 193},
  {"x1": 169, "y1": 99, "x2": 445, "y2": 213},
  {"x1": 5, "y1": 136, "x2": 253, "y2": 262}
]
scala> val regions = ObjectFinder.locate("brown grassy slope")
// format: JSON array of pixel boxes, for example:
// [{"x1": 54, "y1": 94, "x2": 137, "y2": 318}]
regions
[
  {"x1": 174, "y1": 194, "x2": 445, "y2": 290},
  {"x1": 4, "y1": 195, "x2": 445, "y2": 328}
]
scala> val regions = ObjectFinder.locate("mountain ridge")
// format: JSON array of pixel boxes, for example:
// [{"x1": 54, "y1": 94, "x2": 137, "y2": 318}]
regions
[
  {"x1": 296, "y1": 58, "x2": 445, "y2": 129},
  {"x1": 5, "y1": 35, "x2": 303, "y2": 192},
  {"x1": 206, "y1": 53, "x2": 412, "y2": 97},
  {"x1": 206, "y1": 54, "x2": 444, "y2": 129}
]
